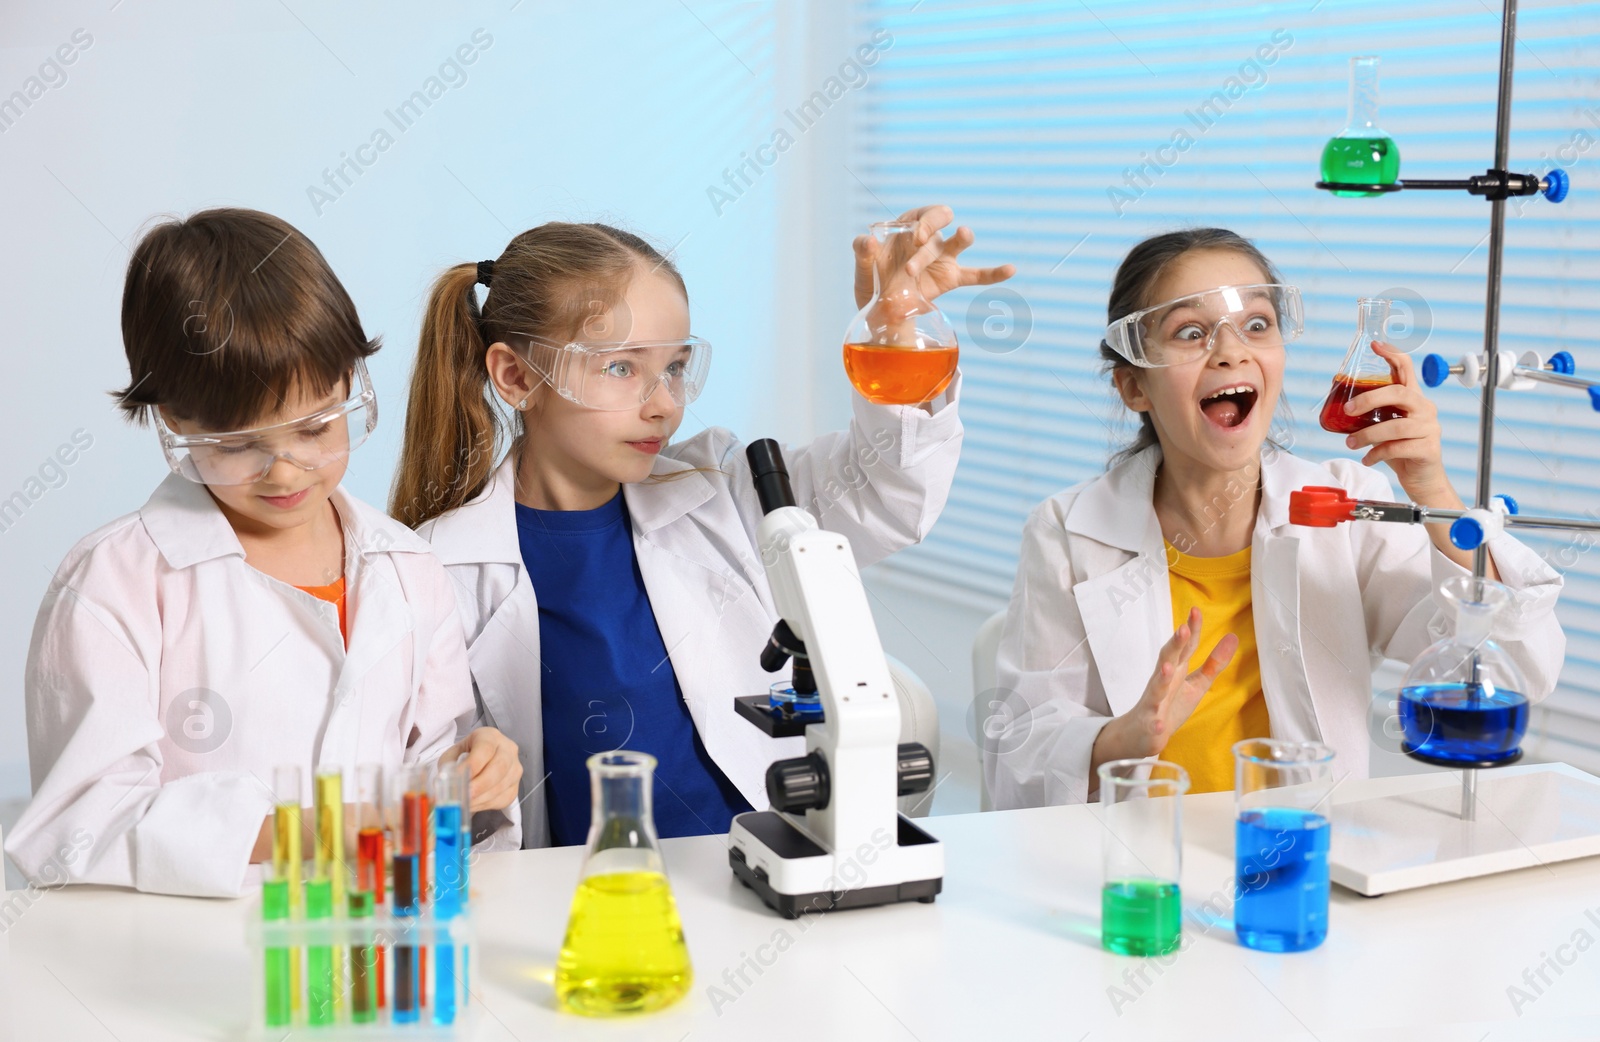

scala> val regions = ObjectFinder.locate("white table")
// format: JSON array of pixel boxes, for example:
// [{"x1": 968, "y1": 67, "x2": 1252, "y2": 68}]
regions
[{"x1": 6, "y1": 766, "x2": 1600, "y2": 1041}]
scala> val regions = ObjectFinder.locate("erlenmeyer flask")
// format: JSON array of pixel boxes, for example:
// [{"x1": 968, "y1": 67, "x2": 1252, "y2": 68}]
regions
[
  {"x1": 1395, "y1": 575, "x2": 1530, "y2": 767},
  {"x1": 1319, "y1": 298, "x2": 1405, "y2": 435},
  {"x1": 1320, "y1": 56, "x2": 1401, "y2": 197},
  {"x1": 555, "y1": 751, "x2": 692, "y2": 1016},
  {"x1": 842, "y1": 220, "x2": 960, "y2": 405}
]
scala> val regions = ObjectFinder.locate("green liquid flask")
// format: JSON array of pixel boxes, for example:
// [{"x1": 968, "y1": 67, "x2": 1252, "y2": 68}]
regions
[
  {"x1": 1321, "y1": 56, "x2": 1400, "y2": 196},
  {"x1": 1097, "y1": 759, "x2": 1189, "y2": 957},
  {"x1": 1101, "y1": 880, "x2": 1182, "y2": 957}
]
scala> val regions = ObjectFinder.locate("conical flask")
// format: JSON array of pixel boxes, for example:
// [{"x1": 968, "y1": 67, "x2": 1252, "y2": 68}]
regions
[
  {"x1": 842, "y1": 220, "x2": 960, "y2": 405},
  {"x1": 1319, "y1": 298, "x2": 1405, "y2": 435},
  {"x1": 1396, "y1": 575, "x2": 1530, "y2": 767},
  {"x1": 1320, "y1": 55, "x2": 1400, "y2": 197},
  {"x1": 555, "y1": 751, "x2": 692, "y2": 1016}
]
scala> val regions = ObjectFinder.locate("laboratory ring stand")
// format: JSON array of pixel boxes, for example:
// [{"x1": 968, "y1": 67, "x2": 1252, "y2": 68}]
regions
[{"x1": 1295, "y1": 0, "x2": 1600, "y2": 896}]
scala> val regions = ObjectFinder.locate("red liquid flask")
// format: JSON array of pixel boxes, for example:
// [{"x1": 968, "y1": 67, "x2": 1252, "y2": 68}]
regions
[{"x1": 1319, "y1": 298, "x2": 1405, "y2": 435}]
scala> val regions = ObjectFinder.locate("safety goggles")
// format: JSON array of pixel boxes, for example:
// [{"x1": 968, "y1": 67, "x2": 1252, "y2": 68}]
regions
[
  {"x1": 1103, "y1": 284, "x2": 1304, "y2": 368},
  {"x1": 511, "y1": 334, "x2": 712, "y2": 412},
  {"x1": 155, "y1": 360, "x2": 377, "y2": 486}
]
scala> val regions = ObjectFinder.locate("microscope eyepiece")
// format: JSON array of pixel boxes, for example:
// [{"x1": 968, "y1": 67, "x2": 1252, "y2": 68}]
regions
[{"x1": 747, "y1": 439, "x2": 797, "y2": 514}]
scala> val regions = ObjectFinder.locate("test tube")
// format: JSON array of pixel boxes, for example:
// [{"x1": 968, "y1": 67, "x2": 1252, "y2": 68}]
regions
[
  {"x1": 272, "y1": 766, "x2": 304, "y2": 1014},
  {"x1": 400, "y1": 764, "x2": 431, "y2": 1009},
  {"x1": 348, "y1": 890, "x2": 377, "y2": 1024},
  {"x1": 1097, "y1": 759, "x2": 1189, "y2": 957},
  {"x1": 304, "y1": 877, "x2": 335, "y2": 1026},
  {"x1": 272, "y1": 767, "x2": 304, "y2": 907},
  {"x1": 1233, "y1": 739, "x2": 1336, "y2": 953},
  {"x1": 261, "y1": 872, "x2": 292, "y2": 1028},
  {"x1": 313, "y1": 766, "x2": 346, "y2": 1016},
  {"x1": 432, "y1": 759, "x2": 469, "y2": 1026},
  {"x1": 355, "y1": 763, "x2": 387, "y2": 1009},
  {"x1": 313, "y1": 767, "x2": 346, "y2": 905},
  {"x1": 392, "y1": 852, "x2": 420, "y2": 1025}
]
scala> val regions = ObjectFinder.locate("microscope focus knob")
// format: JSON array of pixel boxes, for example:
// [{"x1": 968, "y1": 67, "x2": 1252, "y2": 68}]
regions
[
  {"x1": 768, "y1": 753, "x2": 830, "y2": 813},
  {"x1": 896, "y1": 742, "x2": 935, "y2": 796}
]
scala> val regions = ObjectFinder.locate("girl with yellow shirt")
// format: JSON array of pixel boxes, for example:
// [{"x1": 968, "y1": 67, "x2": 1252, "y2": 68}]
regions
[{"x1": 987, "y1": 229, "x2": 1566, "y2": 805}]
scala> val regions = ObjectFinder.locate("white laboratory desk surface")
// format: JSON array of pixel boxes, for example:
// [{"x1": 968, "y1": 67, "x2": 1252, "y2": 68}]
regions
[{"x1": 5, "y1": 764, "x2": 1600, "y2": 1042}]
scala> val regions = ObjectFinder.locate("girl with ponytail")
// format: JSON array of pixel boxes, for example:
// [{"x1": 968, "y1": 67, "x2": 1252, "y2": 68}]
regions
[{"x1": 394, "y1": 207, "x2": 1010, "y2": 847}]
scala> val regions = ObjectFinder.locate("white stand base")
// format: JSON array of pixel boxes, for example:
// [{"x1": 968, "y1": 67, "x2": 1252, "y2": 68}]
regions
[{"x1": 1330, "y1": 763, "x2": 1600, "y2": 896}]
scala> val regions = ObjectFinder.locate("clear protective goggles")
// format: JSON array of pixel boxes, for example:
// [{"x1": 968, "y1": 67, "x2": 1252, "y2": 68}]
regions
[
  {"x1": 510, "y1": 333, "x2": 712, "y2": 412},
  {"x1": 1103, "y1": 283, "x2": 1304, "y2": 368},
  {"x1": 155, "y1": 360, "x2": 377, "y2": 486}
]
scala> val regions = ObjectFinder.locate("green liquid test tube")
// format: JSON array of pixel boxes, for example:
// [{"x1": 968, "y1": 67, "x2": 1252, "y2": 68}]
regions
[
  {"x1": 304, "y1": 878, "x2": 336, "y2": 1026},
  {"x1": 272, "y1": 766, "x2": 304, "y2": 1013},
  {"x1": 348, "y1": 890, "x2": 377, "y2": 1024},
  {"x1": 314, "y1": 768, "x2": 346, "y2": 1015},
  {"x1": 262, "y1": 878, "x2": 292, "y2": 1028},
  {"x1": 1101, "y1": 879, "x2": 1181, "y2": 957}
]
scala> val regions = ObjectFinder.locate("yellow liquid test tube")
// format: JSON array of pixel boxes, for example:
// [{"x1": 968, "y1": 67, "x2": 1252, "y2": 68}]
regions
[
  {"x1": 272, "y1": 766, "x2": 304, "y2": 1016},
  {"x1": 314, "y1": 768, "x2": 346, "y2": 1016}
]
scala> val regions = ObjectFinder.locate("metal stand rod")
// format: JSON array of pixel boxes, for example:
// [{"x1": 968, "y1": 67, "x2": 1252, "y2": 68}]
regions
[{"x1": 1461, "y1": 0, "x2": 1520, "y2": 823}]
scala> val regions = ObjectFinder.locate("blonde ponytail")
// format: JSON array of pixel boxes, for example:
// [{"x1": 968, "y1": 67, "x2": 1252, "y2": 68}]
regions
[{"x1": 390, "y1": 263, "x2": 506, "y2": 528}]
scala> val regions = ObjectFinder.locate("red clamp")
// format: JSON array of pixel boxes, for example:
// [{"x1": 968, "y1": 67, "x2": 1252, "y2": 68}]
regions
[{"x1": 1289, "y1": 486, "x2": 1358, "y2": 528}]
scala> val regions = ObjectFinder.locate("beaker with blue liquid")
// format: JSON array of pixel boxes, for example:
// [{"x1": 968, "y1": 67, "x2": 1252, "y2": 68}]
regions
[{"x1": 1233, "y1": 739, "x2": 1336, "y2": 953}]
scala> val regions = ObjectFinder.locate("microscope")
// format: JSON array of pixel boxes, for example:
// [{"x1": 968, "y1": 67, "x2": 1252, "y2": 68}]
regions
[{"x1": 728, "y1": 440, "x2": 943, "y2": 919}]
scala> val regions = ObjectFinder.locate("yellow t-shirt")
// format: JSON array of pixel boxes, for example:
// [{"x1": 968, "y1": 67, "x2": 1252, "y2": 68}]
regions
[{"x1": 1159, "y1": 541, "x2": 1269, "y2": 794}]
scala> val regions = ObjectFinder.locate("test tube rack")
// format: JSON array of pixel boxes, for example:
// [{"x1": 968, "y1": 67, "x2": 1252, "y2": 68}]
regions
[{"x1": 245, "y1": 901, "x2": 476, "y2": 1038}]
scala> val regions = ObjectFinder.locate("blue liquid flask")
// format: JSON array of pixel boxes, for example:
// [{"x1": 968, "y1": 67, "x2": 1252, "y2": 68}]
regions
[{"x1": 1394, "y1": 576, "x2": 1530, "y2": 767}]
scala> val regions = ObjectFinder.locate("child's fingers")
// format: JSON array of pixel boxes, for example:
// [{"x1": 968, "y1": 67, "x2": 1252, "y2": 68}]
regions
[
  {"x1": 1342, "y1": 383, "x2": 1410, "y2": 417},
  {"x1": 1370, "y1": 340, "x2": 1413, "y2": 384},
  {"x1": 1189, "y1": 633, "x2": 1239, "y2": 687},
  {"x1": 1361, "y1": 437, "x2": 1433, "y2": 468},
  {"x1": 1344, "y1": 415, "x2": 1431, "y2": 449}
]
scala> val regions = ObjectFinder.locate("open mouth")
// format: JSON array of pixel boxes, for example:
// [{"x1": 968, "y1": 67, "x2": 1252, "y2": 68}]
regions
[{"x1": 1199, "y1": 384, "x2": 1258, "y2": 429}]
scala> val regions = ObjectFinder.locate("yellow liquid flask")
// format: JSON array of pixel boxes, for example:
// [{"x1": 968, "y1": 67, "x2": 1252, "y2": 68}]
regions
[{"x1": 555, "y1": 751, "x2": 692, "y2": 1016}]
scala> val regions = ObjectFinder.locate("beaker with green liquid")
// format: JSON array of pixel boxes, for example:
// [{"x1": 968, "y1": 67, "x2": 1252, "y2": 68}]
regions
[
  {"x1": 1097, "y1": 759, "x2": 1189, "y2": 957},
  {"x1": 555, "y1": 751, "x2": 692, "y2": 1016},
  {"x1": 1321, "y1": 56, "x2": 1400, "y2": 196}
]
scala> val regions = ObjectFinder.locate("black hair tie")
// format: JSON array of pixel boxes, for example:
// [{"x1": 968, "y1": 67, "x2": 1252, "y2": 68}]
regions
[{"x1": 476, "y1": 259, "x2": 495, "y2": 287}]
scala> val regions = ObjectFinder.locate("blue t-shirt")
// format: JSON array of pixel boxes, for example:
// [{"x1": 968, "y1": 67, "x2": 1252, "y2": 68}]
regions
[{"x1": 516, "y1": 491, "x2": 752, "y2": 846}]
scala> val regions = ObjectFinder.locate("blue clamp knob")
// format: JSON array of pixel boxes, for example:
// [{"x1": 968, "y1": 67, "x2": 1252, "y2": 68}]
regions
[
  {"x1": 1450, "y1": 516, "x2": 1486, "y2": 551},
  {"x1": 1543, "y1": 168, "x2": 1569, "y2": 203},
  {"x1": 1421, "y1": 354, "x2": 1450, "y2": 388},
  {"x1": 1495, "y1": 494, "x2": 1519, "y2": 515},
  {"x1": 1547, "y1": 350, "x2": 1575, "y2": 375},
  {"x1": 1589, "y1": 385, "x2": 1600, "y2": 412}
]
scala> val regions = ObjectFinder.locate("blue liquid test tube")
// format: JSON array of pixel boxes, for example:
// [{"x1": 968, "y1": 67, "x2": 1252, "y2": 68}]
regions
[
  {"x1": 432, "y1": 760, "x2": 470, "y2": 1025},
  {"x1": 392, "y1": 852, "x2": 420, "y2": 1025}
]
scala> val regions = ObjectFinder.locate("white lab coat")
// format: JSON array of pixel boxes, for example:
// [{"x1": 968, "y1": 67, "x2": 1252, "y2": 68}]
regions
[
  {"x1": 418, "y1": 383, "x2": 964, "y2": 847},
  {"x1": 988, "y1": 444, "x2": 1566, "y2": 808},
  {"x1": 5, "y1": 475, "x2": 494, "y2": 897}
]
